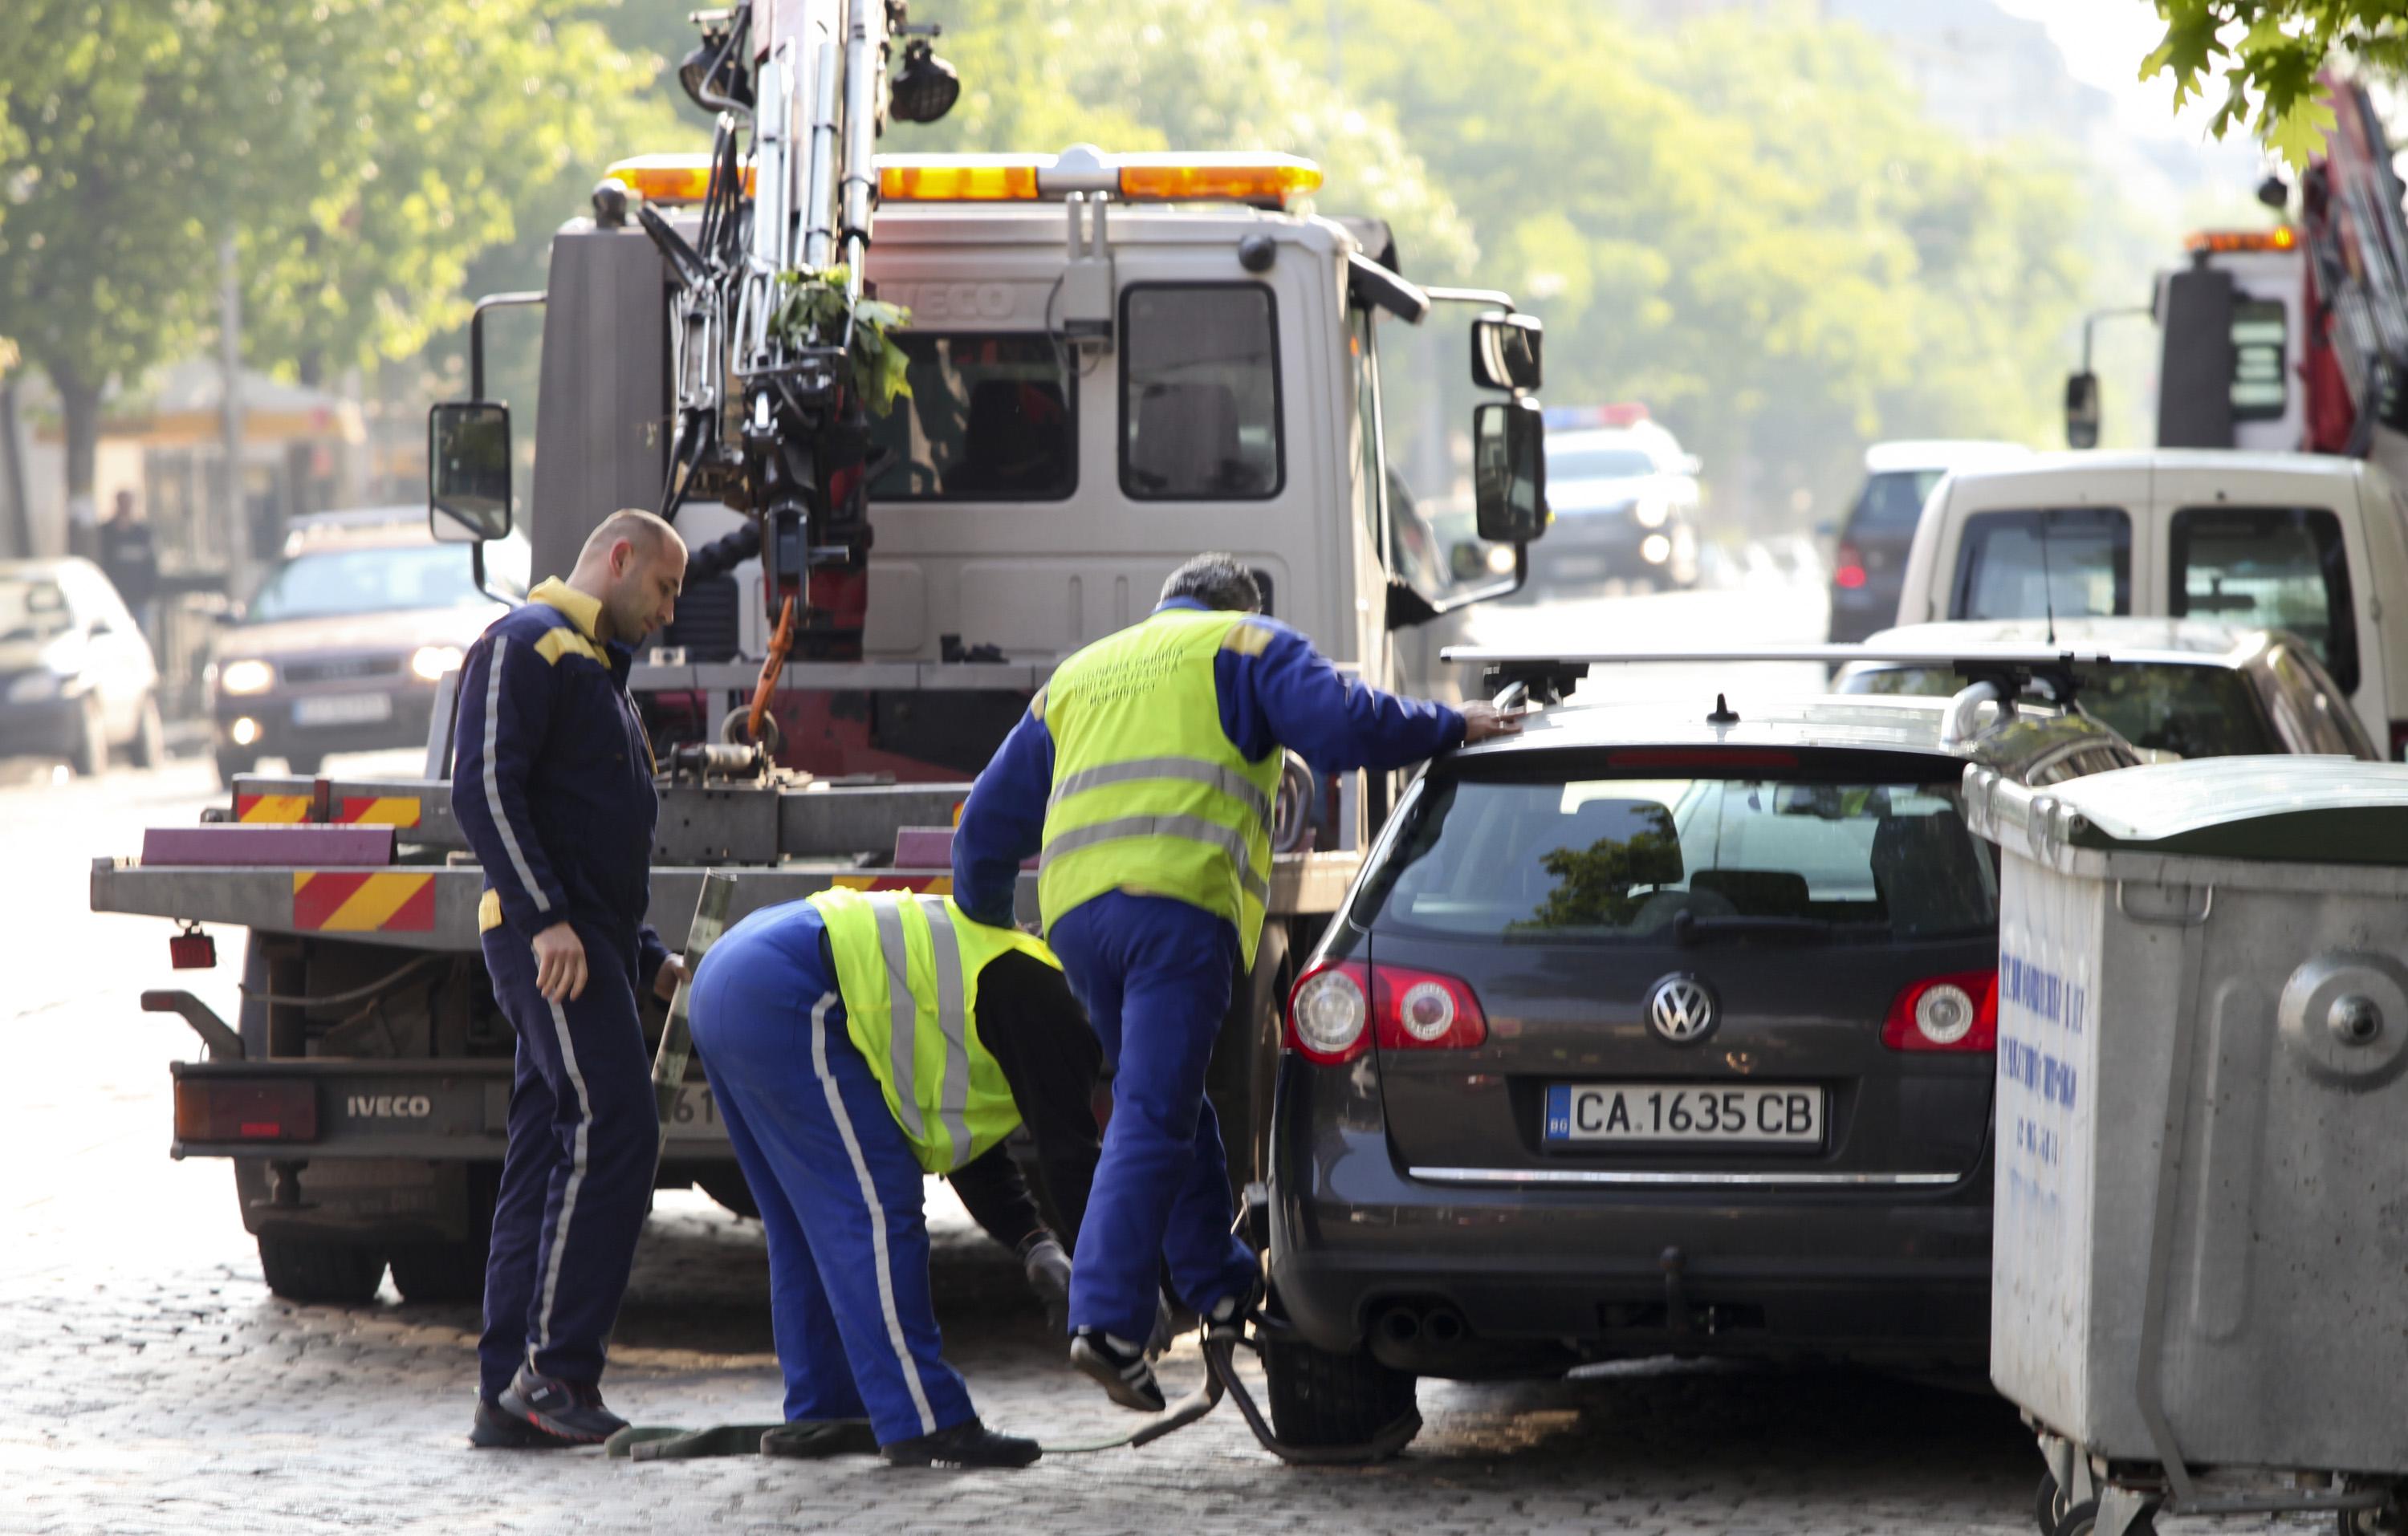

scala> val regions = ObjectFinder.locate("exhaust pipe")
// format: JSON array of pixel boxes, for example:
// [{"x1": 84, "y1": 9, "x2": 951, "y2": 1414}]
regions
[
  {"x1": 1422, "y1": 1305, "x2": 1467, "y2": 1346},
  {"x1": 1376, "y1": 1304, "x2": 1422, "y2": 1346}
]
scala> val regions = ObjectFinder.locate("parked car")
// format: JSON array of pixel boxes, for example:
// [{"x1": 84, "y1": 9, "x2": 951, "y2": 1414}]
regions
[
  {"x1": 1259, "y1": 679, "x2": 2142, "y2": 1450},
  {"x1": 1836, "y1": 618, "x2": 2381, "y2": 761},
  {"x1": 1531, "y1": 416, "x2": 1701, "y2": 592},
  {"x1": 208, "y1": 510, "x2": 527, "y2": 784},
  {"x1": 1889, "y1": 449, "x2": 2408, "y2": 755},
  {"x1": 0, "y1": 558, "x2": 162, "y2": 774},
  {"x1": 1826, "y1": 440, "x2": 2028, "y2": 644}
]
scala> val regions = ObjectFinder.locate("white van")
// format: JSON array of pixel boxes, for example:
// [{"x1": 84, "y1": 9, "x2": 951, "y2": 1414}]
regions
[{"x1": 1893, "y1": 449, "x2": 2408, "y2": 756}]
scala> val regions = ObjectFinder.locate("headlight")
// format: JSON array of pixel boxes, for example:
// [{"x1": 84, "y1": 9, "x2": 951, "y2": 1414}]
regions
[
  {"x1": 1485, "y1": 544, "x2": 1516, "y2": 575},
  {"x1": 6, "y1": 671, "x2": 60, "y2": 704},
  {"x1": 1633, "y1": 495, "x2": 1670, "y2": 529},
  {"x1": 1640, "y1": 534, "x2": 1673, "y2": 565},
  {"x1": 218, "y1": 659, "x2": 275, "y2": 695},
  {"x1": 411, "y1": 644, "x2": 466, "y2": 682}
]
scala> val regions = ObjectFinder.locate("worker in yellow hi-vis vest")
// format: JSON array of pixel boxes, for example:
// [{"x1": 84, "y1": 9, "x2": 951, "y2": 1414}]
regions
[{"x1": 950, "y1": 553, "x2": 1522, "y2": 1410}]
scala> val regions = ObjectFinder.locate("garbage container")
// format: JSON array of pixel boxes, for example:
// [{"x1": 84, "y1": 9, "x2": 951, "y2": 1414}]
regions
[{"x1": 1963, "y1": 756, "x2": 2408, "y2": 1530}]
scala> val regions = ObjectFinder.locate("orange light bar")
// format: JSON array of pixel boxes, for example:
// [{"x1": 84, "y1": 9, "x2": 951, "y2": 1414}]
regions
[
  {"x1": 878, "y1": 156, "x2": 1041, "y2": 201},
  {"x1": 604, "y1": 153, "x2": 753, "y2": 205},
  {"x1": 1117, "y1": 152, "x2": 1321, "y2": 206},
  {"x1": 2184, "y1": 226, "x2": 2297, "y2": 254}
]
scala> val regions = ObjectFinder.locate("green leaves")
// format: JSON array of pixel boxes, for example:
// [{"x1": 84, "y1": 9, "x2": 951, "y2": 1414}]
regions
[
  {"x1": 2140, "y1": 0, "x2": 2408, "y2": 169},
  {"x1": 764, "y1": 266, "x2": 915, "y2": 417}
]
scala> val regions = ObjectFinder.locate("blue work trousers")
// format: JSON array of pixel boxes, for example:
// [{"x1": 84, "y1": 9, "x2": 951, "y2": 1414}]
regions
[
  {"x1": 1047, "y1": 891, "x2": 1257, "y2": 1345},
  {"x1": 688, "y1": 916, "x2": 976, "y2": 1446},
  {"x1": 478, "y1": 921, "x2": 659, "y2": 1402}
]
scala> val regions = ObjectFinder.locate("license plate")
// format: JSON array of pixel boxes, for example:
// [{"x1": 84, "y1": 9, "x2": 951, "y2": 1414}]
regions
[
  {"x1": 1544, "y1": 1083, "x2": 1824, "y2": 1145},
  {"x1": 292, "y1": 692, "x2": 393, "y2": 726},
  {"x1": 663, "y1": 1083, "x2": 726, "y2": 1141}
]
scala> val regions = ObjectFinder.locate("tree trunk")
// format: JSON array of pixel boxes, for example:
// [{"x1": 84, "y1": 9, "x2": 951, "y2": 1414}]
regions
[
  {"x1": 56, "y1": 368, "x2": 103, "y2": 563},
  {"x1": 0, "y1": 376, "x2": 31, "y2": 559}
]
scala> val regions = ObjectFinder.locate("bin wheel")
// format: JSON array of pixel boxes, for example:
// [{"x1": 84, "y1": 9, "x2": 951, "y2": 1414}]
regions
[
  {"x1": 2052, "y1": 1503, "x2": 2155, "y2": 1536},
  {"x1": 2036, "y1": 1472, "x2": 2068, "y2": 1536},
  {"x1": 2340, "y1": 1504, "x2": 2404, "y2": 1535}
]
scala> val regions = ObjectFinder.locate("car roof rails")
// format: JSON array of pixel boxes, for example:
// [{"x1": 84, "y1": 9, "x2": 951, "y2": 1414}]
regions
[{"x1": 1442, "y1": 643, "x2": 2114, "y2": 733}]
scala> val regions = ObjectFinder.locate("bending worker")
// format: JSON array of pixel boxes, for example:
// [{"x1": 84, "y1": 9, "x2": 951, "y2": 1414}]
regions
[
  {"x1": 952, "y1": 551, "x2": 1523, "y2": 1409},
  {"x1": 686, "y1": 887, "x2": 1102, "y2": 1469},
  {"x1": 452, "y1": 509, "x2": 689, "y2": 1449}
]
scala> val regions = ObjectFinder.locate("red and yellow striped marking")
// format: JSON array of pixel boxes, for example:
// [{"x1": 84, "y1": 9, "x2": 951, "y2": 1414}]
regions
[
  {"x1": 237, "y1": 794, "x2": 423, "y2": 828},
  {"x1": 831, "y1": 874, "x2": 952, "y2": 894},
  {"x1": 291, "y1": 871, "x2": 437, "y2": 932}
]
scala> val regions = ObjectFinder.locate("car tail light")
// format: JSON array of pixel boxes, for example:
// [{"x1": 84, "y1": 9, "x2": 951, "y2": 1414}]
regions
[
  {"x1": 1370, "y1": 964, "x2": 1488, "y2": 1051},
  {"x1": 1882, "y1": 971, "x2": 1998, "y2": 1053},
  {"x1": 1287, "y1": 961, "x2": 1371, "y2": 1065},
  {"x1": 173, "y1": 1079, "x2": 319, "y2": 1143},
  {"x1": 2390, "y1": 720, "x2": 2408, "y2": 761},
  {"x1": 1834, "y1": 543, "x2": 1868, "y2": 591}
]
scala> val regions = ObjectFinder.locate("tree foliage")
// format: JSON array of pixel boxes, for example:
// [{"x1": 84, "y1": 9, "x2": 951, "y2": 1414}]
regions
[{"x1": 2142, "y1": 0, "x2": 2408, "y2": 169}]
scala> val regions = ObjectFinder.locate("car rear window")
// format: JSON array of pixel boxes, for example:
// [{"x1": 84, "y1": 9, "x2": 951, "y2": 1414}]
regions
[
  {"x1": 1951, "y1": 508, "x2": 2129, "y2": 622},
  {"x1": 1841, "y1": 662, "x2": 2277, "y2": 759},
  {"x1": 2170, "y1": 506, "x2": 2356, "y2": 694},
  {"x1": 1548, "y1": 445, "x2": 1658, "y2": 481},
  {"x1": 1364, "y1": 762, "x2": 1995, "y2": 943},
  {"x1": 1847, "y1": 469, "x2": 1944, "y2": 535},
  {"x1": 867, "y1": 334, "x2": 1076, "y2": 502}
]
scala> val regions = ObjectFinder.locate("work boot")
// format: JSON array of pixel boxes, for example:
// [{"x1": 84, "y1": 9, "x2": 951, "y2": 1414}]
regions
[
  {"x1": 1070, "y1": 1327, "x2": 1165, "y2": 1412},
  {"x1": 496, "y1": 1363, "x2": 629, "y2": 1446},
  {"x1": 468, "y1": 1397, "x2": 571, "y2": 1450},
  {"x1": 1019, "y1": 1231, "x2": 1072, "y2": 1335},
  {"x1": 881, "y1": 1416, "x2": 1042, "y2": 1469},
  {"x1": 1202, "y1": 1277, "x2": 1263, "y2": 1346}
]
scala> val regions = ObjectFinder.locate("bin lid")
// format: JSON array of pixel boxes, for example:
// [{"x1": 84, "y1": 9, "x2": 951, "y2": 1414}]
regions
[{"x1": 1965, "y1": 757, "x2": 2408, "y2": 865}]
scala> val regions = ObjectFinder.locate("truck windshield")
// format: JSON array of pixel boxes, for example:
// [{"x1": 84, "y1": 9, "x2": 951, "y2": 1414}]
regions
[
  {"x1": 1951, "y1": 508, "x2": 2130, "y2": 622},
  {"x1": 868, "y1": 335, "x2": 1076, "y2": 501},
  {"x1": 1364, "y1": 767, "x2": 1995, "y2": 942},
  {"x1": 247, "y1": 545, "x2": 507, "y2": 623}
]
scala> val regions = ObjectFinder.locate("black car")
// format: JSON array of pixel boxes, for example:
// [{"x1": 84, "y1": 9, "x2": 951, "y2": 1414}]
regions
[
  {"x1": 1259, "y1": 676, "x2": 2140, "y2": 1453},
  {"x1": 1826, "y1": 442, "x2": 2027, "y2": 644}
]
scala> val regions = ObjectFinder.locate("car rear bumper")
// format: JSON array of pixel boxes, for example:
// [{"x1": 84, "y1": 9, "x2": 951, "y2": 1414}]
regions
[
  {"x1": 215, "y1": 690, "x2": 437, "y2": 758},
  {"x1": 1267, "y1": 1066, "x2": 1991, "y2": 1373}
]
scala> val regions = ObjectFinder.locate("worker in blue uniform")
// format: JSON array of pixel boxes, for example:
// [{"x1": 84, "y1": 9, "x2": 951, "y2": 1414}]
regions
[
  {"x1": 951, "y1": 552, "x2": 1522, "y2": 1409},
  {"x1": 686, "y1": 888, "x2": 1098, "y2": 1468},
  {"x1": 452, "y1": 509, "x2": 689, "y2": 1449}
]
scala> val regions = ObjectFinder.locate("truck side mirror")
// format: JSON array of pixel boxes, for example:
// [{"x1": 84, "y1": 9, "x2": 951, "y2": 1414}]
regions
[
  {"x1": 1470, "y1": 311, "x2": 1543, "y2": 393},
  {"x1": 1473, "y1": 399, "x2": 1548, "y2": 544},
  {"x1": 429, "y1": 400, "x2": 514, "y2": 542},
  {"x1": 2064, "y1": 371, "x2": 2101, "y2": 450}
]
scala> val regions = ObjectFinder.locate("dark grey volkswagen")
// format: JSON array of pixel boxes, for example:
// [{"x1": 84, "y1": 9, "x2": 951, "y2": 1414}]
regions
[{"x1": 1256, "y1": 680, "x2": 2139, "y2": 1453}]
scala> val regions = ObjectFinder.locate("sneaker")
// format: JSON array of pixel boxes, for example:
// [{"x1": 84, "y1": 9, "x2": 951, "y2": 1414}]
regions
[
  {"x1": 497, "y1": 1363, "x2": 629, "y2": 1445},
  {"x1": 1069, "y1": 1327, "x2": 1165, "y2": 1412},
  {"x1": 881, "y1": 1416, "x2": 1042, "y2": 1469},
  {"x1": 1202, "y1": 1278, "x2": 1262, "y2": 1345},
  {"x1": 1018, "y1": 1232, "x2": 1072, "y2": 1335},
  {"x1": 469, "y1": 1397, "x2": 570, "y2": 1450}
]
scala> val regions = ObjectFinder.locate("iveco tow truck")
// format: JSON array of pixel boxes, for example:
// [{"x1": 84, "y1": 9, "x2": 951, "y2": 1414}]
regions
[{"x1": 88, "y1": 0, "x2": 1552, "y2": 1308}]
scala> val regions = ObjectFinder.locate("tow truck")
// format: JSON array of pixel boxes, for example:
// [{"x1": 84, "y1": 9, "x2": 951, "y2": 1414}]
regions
[
  {"x1": 2067, "y1": 75, "x2": 2408, "y2": 478},
  {"x1": 88, "y1": 0, "x2": 1552, "y2": 1305}
]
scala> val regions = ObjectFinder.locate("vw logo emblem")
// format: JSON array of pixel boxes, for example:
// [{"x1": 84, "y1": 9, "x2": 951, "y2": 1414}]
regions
[{"x1": 1648, "y1": 974, "x2": 1719, "y2": 1044}]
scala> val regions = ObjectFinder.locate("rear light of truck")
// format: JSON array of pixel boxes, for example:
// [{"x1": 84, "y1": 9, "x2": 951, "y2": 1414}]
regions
[
  {"x1": 174, "y1": 1080, "x2": 319, "y2": 1144},
  {"x1": 1882, "y1": 971, "x2": 1998, "y2": 1053},
  {"x1": 1286, "y1": 960, "x2": 1489, "y2": 1065}
]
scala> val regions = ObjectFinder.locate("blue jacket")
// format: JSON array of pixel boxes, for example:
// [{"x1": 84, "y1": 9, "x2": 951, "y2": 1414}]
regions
[
  {"x1": 951, "y1": 599, "x2": 1466, "y2": 926},
  {"x1": 452, "y1": 579, "x2": 670, "y2": 984}
]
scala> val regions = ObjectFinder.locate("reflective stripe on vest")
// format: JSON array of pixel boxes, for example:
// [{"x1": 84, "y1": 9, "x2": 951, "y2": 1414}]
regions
[
  {"x1": 1036, "y1": 607, "x2": 1283, "y2": 968},
  {"x1": 807, "y1": 886, "x2": 1061, "y2": 1173}
]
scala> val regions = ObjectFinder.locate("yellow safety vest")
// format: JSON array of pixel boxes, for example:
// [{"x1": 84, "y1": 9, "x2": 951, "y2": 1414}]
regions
[
  {"x1": 1036, "y1": 607, "x2": 1283, "y2": 968},
  {"x1": 807, "y1": 887, "x2": 1062, "y2": 1174}
]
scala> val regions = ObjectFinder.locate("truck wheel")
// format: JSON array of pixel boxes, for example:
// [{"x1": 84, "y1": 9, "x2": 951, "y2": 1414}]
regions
[
  {"x1": 1260, "y1": 1332, "x2": 1418, "y2": 1456},
  {"x1": 696, "y1": 1169, "x2": 761, "y2": 1220},
  {"x1": 256, "y1": 1233, "x2": 388, "y2": 1305}
]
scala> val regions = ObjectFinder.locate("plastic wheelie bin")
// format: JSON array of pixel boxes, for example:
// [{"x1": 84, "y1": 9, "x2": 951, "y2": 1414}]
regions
[{"x1": 1962, "y1": 757, "x2": 2408, "y2": 1536}]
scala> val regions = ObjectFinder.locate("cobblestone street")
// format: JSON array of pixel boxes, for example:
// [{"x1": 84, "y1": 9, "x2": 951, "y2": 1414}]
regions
[{"x1": 0, "y1": 755, "x2": 2076, "y2": 1534}]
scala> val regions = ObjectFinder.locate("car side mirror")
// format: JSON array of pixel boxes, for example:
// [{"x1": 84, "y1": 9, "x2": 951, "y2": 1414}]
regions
[
  {"x1": 2064, "y1": 371, "x2": 2101, "y2": 450},
  {"x1": 429, "y1": 400, "x2": 514, "y2": 542},
  {"x1": 1470, "y1": 311, "x2": 1543, "y2": 394},
  {"x1": 1473, "y1": 399, "x2": 1548, "y2": 544}
]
